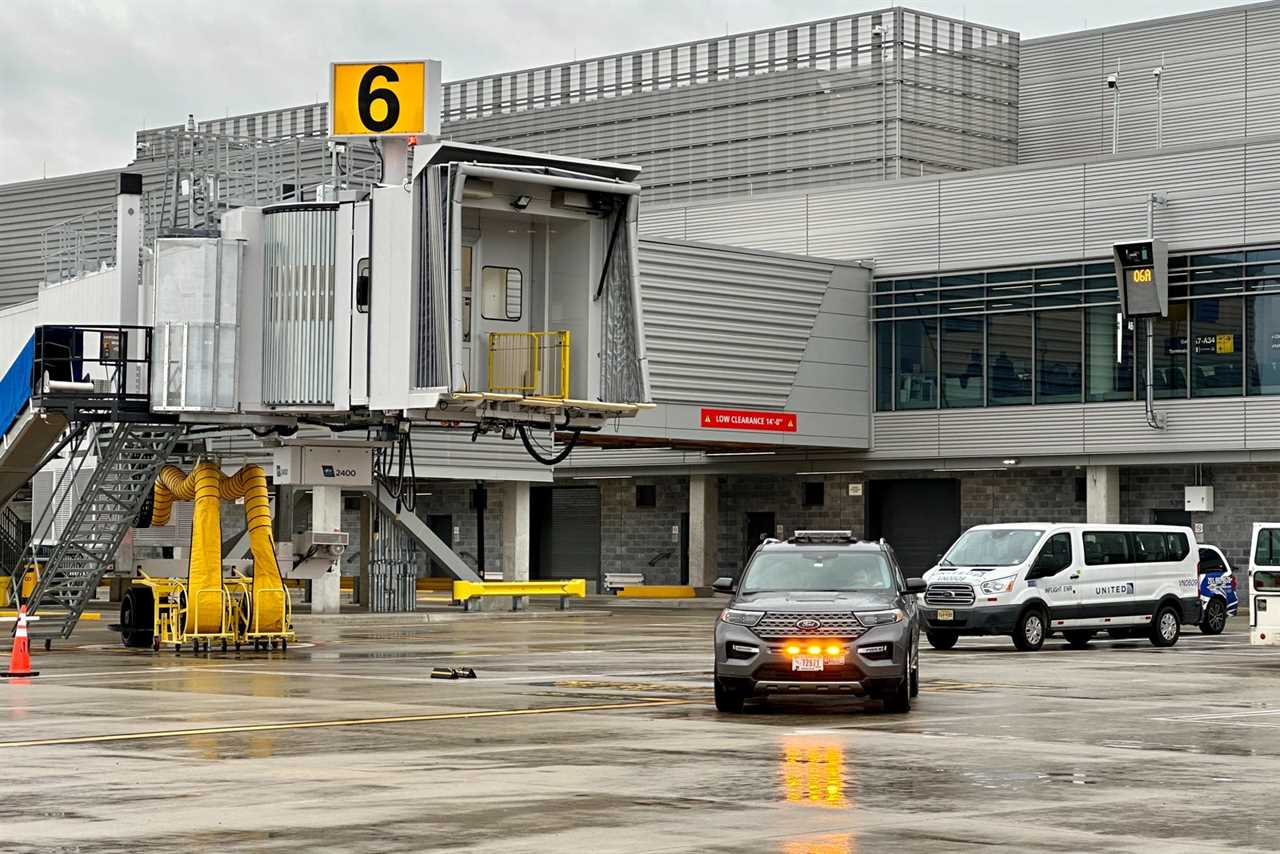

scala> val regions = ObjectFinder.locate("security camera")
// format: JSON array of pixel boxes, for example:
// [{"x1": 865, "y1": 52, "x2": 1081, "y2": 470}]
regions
[
  {"x1": 1105, "y1": 73, "x2": 1118, "y2": 88},
  {"x1": 1152, "y1": 66, "x2": 1163, "y2": 78}
]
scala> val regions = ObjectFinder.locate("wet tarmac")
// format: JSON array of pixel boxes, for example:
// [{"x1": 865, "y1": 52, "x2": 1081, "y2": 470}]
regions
[{"x1": 4, "y1": 608, "x2": 1278, "y2": 853}]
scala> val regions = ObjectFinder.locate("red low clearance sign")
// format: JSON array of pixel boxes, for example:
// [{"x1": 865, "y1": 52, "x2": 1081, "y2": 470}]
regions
[{"x1": 700, "y1": 408, "x2": 797, "y2": 433}]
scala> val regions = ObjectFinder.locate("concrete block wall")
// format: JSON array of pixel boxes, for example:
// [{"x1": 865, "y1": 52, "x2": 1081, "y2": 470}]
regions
[
  {"x1": 959, "y1": 468, "x2": 1086, "y2": 529},
  {"x1": 715, "y1": 474, "x2": 866, "y2": 578},
  {"x1": 412, "y1": 480, "x2": 506, "y2": 577},
  {"x1": 1120, "y1": 463, "x2": 1276, "y2": 573},
  {"x1": 599, "y1": 478, "x2": 688, "y2": 586}
]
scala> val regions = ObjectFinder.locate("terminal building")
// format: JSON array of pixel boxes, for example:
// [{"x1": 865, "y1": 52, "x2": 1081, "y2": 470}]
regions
[{"x1": 3, "y1": 2, "x2": 1280, "y2": 599}]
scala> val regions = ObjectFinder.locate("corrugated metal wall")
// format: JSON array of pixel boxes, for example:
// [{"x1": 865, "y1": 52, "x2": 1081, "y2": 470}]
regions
[
  {"x1": 1019, "y1": 3, "x2": 1280, "y2": 164},
  {"x1": 642, "y1": 134, "x2": 1280, "y2": 276},
  {"x1": 134, "y1": 9, "x2": 1017, "y2": 209}
]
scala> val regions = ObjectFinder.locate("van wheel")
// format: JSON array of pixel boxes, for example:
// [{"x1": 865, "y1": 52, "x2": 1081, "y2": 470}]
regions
[
  {"x1": 714, "y1": 678, "x2": 745, "y2": 713},
  {"x1": 1150, "y1": 604, "x2": 1181, "y2": 647},
  {"x1": 1012, "y1": 608, "x2": 1046, "y2": 651},
  {"x1": 1200, "y1": 597, "x2": 1228, "y2": 635},
  {"x1": 926, "y1": 630, "x2": 958, "y2": 650},
  {"x1": 1063, "y1": 630, "x2": 1094, "y2": 649}
]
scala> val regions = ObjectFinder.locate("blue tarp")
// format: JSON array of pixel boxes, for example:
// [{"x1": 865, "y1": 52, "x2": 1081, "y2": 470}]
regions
[{"x1": 0, "y1": 335, "x2": 34, "y2": 437}]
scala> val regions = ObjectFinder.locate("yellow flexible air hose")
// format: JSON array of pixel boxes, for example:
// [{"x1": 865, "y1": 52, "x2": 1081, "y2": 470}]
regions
[{"x1": 219, "y1": 465, "x2": 287, "y2": 634}]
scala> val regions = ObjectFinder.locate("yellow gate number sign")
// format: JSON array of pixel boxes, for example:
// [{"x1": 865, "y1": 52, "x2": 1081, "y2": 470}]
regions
[{"x1": 329, "y1": 60, "x2": 440, "y2": 138}]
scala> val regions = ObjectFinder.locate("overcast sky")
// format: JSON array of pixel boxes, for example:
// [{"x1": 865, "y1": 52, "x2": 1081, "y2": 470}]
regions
[{"x1": 0, "y1": 0, "x2": 1250, "y2": 185}]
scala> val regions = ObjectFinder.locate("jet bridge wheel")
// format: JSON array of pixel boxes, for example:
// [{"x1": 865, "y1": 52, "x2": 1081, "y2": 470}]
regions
[{"x1": 119, "y1": 587, "x2": 156, "y2": 649}]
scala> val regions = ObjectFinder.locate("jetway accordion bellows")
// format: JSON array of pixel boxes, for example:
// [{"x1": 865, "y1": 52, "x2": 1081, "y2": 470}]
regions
[{"x1": 262, "y1": 203, "x2": 338, "y2": 407}]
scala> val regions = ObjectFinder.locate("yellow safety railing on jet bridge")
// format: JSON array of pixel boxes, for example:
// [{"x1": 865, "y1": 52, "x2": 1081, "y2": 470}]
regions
[
  {"x1": 452, "y1": 578, "x2": 586, "y2": 611},
  {"x1": 487, "y1": 331, "x2": 571, "y2": 399}
]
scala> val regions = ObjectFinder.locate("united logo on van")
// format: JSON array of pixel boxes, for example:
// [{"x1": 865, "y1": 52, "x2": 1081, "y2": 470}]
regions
[
  {"x1": 1095, "y1": 583, "x2": 1135, "y2": 596},
  {"x1": 795, "y1": 618, "x2": 822, "y2": 630}
]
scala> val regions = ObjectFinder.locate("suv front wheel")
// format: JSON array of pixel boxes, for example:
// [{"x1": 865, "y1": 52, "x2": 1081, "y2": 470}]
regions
[
  {"x1": 881, "y1": 677, "x2": 912, "y2": 713},
  {"x1": 714, "y1": 677, "x2": 746, "y2": 713}
]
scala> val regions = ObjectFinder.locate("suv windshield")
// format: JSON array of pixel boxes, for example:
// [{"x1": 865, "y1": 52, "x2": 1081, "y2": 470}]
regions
[
  {"x1": 943, "y1": 529, "x2": 1044, "y2": 567},
  {"x1": 740, "y1": 550, "x2": 894, "y2": 594}
]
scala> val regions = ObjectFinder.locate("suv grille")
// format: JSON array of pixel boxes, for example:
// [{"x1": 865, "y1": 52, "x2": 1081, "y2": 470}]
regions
[
  {"x1": 925, "y1": 584, "x2": 975, "y2": 607},
  {"x1": 754, "y1": 612, "x2": 866, "y2": 640}
]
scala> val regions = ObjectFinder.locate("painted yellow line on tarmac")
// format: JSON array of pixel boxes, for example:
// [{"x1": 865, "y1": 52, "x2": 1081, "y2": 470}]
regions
[{"x1": 0, "y1": 698, "x2": 693, "y2": 750}]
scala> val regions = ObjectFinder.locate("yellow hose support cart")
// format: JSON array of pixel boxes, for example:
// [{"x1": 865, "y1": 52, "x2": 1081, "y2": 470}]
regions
[{"x1": 120, "y1": 462, "x2": 294, "y2": 652}]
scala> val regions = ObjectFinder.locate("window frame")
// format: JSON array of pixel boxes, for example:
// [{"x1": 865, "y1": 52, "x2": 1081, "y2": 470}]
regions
[{"x1": 480, "y1": 264, "x2": 523, "y2": 322}]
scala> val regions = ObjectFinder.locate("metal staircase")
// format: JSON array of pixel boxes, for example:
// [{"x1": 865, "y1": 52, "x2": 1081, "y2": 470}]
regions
[{"x1": 19, "y1": 423, "x2": 183, "y2": 643}]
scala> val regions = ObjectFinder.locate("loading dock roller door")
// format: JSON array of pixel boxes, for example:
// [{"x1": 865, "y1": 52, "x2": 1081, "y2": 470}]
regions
[{"x1": 866, "y1": 479, "x2": 961, "y2": 578}]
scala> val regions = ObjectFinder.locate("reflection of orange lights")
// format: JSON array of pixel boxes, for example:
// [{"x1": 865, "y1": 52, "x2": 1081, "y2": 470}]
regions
[
  {"x1": 782, "y1": 740, "x2": 849, "y2": 809},
  {"x1": 782, "y1": 833, "x2": 855, "y2": 854}
]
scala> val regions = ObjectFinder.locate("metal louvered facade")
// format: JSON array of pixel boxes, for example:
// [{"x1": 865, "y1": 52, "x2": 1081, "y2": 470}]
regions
[
  {"x1": 634, "y1": 237, "x2": 873, "y2": 449},
  {"x1": 1019, "y1": 3, "x2": 1280, "y2": 164}
]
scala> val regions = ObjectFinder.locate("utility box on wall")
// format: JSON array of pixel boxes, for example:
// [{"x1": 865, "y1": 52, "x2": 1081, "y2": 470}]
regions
[
  {"x1": 1185, "y1": 486, "x2": 1215, "y2": 513},
  {"x1": 271, "y1": 445, "x2": 372, "y2": 487}
]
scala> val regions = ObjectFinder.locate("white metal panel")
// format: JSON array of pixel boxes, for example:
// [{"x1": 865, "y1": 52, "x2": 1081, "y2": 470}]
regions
[
  {"x1": 937, "y1": 405, "x2": 1086, "y2": 458},
  {"x1": 1083, "y1": 398, "x2": 1245, "y2": 454},
  {"x1": 871, "y1": 411, "x2": 940, "y2": 457}
]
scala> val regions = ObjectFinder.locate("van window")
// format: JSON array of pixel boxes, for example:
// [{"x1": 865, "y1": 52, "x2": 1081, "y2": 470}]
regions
[
  {"x1": 1198, "y1": 547, "x2": 1226, "y2": 572},
  {"x1": 1256, "y1": 529, "x2": 1280, "y2": 566},
  {"x1": 1029, "y1": 532, "x2": 1072, "y2": 578},
  {"x1": 1164, "y1": 533, "x2": 1190, "y2": 561},
  {"x1": 1083, "y1": 531, "x2": 1130, "y2": 565},
  {"x1": 1256, "y1": 570, "x2": 1280, "y2": 589},
  {"x1": 1131, "y1": 532, "x2": 1170, "y2": 563}
]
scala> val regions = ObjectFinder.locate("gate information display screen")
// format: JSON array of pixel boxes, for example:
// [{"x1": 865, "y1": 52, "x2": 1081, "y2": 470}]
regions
[{"x1": 1113, "y1": 239, "x2": 1168, "y2": 319}]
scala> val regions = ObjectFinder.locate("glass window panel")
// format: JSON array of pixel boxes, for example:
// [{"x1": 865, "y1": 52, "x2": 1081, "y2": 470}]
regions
[
  {"x1": 874, "y1": 279, "x2": 894, "y2": 293},
  {"x1": 1139, "y1": 303, "x2": 1189, "y2": 399},
  {"x1": 1247, "y1": 248, "x2": 1280, "y2": 264},
  {"x1": 876, "y1": 324, "x2": 894, "y2": 410},
  {"x1": 1035, "y1": 264, "x2": 1082, "y2": 281},
  {"x1": 1190, "y1": 297, "x2": 1242, "y2": 397},
  {"x1": 895, "y1": 277, "x2": 937, "y2": 291},
  {"x1": 1248, "y1": 294, "x2": 1280, "y2": 396},
  {"x1": 1084, "y1": 262, "x2": 1115, "y2": 276},
  {"x1": 1084, "y1": 275, "x2": 1117, "y2": 290},
  {"x1": 1036, "y1": 309, "x2": 1083, "y2": 403},
  {"x1": 940, "y1": 274, "x2": 983, "y2": 286},
  {"x1": 986, "y1": 268, "x2": 1032, "y2": 284},
  {"x1": 895, "y1": 319, "x2": 938, "y2": 410},
  {"x1": 1190, "y1": 252, "x2": 1244, "y2": 267},
  {"x1": 941, "y1": 316, "x2": 983, "y2": 408},
  {"x1": 987, "y1": 313, "x2": 1032, "y2": 406},
  {"x1": 1086, "y1": 306, "x2": 1134, "y2": 402}
]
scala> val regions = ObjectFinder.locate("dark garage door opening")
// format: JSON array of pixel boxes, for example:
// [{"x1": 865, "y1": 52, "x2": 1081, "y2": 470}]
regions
[{"x1": 865, "y1": 479, "x2": 961, "y2": 578}]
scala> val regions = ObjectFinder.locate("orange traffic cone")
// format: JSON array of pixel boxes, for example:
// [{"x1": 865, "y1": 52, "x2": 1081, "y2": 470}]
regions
[{"x1": 3, "y1": 605, "x2": 39, "y2": 678}]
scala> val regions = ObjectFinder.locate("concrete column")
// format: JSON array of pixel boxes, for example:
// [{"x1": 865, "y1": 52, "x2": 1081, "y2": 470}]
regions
[
  {"x1": 1086, "y1": 465, "x2": 1121, "y2": 524},
  {"x1": 310, "y1": 486, "x2": 342, "y2": 614},
  {"x1": 689, "y1": 474, "x2": 720, "y2": 587},
  {"x1": 501, "y1": 481, "x2": 531, "y2": 582}
]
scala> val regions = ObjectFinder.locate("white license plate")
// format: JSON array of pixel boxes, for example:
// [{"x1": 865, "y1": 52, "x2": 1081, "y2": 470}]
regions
[
  {"x1": 936, "y1": 608, "x2": 954, "y2": 621},
  {"x1": 792, "y1": 656, "x2": 824, "y2": 672}
]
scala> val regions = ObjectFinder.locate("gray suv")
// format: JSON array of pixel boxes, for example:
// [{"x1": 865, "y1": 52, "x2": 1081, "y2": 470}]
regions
[{"x1": 712, "y1": 531, "x2": 926, "y2": 714}]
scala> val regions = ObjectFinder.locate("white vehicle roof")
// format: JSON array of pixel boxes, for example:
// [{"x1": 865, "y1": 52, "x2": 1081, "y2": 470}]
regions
[{"x1": 965, "y1": 522, "x2": 1194, "y2": 533}]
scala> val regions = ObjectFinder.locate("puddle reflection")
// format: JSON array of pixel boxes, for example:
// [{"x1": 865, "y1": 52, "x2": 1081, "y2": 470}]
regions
[
  {"x1": 782, "y1": 833, "x2": 855, "y2": 854},
  {"x1": 781, "y1": 738, "x2": 849, "y2": 809}
]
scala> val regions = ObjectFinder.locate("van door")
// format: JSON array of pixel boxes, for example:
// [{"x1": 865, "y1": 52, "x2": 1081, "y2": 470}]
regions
[
  {"x1": 1080, "y1": 530, "x2": 1139, "y2": 627},
  {"x1": 1026, "y1": 531, "x2": 1079, "y2": 627},
  {"x1": 1129, "y1": 529, "x2": 1182, "y2": 617},
  {"x1": 1249, "y1": 524, "x2": 1280, "y2": 645}
]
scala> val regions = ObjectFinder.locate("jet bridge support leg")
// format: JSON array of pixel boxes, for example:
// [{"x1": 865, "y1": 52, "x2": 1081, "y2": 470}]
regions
[
  {"x1": 502, "y1": 481, "x2": 531, "y2": 609},
  {"x1": 689, "y1": 475, "x2": 719, "y2": 589},
  {"x1": 310, "y1": 486, "x2": 342, "y2": 615},
  {"x1": 364, "y1": 488, "x2": 482, "y2": 584}
]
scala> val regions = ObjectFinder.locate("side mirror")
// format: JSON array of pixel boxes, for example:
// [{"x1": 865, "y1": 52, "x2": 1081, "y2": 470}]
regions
[
  {"x1": 712, "y1": 576, "x2": 736, "y2": 595},
  {"x1": 905, "y1": 578, "x2": 927, "y2": 594}
]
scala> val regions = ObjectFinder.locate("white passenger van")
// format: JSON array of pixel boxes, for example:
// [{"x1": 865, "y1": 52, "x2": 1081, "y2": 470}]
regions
[
  {"x1": 1248, "y1": 522, "x2": 1280, "y2": 645},
  {"x1": 920, "y1": 523, "x2": 1201, "y2": 651}
]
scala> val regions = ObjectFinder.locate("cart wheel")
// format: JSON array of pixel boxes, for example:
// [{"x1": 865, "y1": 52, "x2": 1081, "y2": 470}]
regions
[
  {"x1": 281, "y1": 639, "x2": 287, "y2": 652},
  {"x1": 235, "y1": 642, "x2": 241, "y2": 651},
  {"x1": 174, "y1": 644, "x2": 181, "y2": 653},
  {"x1": 44, "y1": 638, "x2": 51, "y2": 652},
  {"x1": 152, "y1": 638, "x2": 160, "y2": 652},
  {"x1": 220, "y1": 640, "x2": 227, "y2": 652},
  {"x1": 270, "y1": 640, "x2": 278, "y2": 650}
]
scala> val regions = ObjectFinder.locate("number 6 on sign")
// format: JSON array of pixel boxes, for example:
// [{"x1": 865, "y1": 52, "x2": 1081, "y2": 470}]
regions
[{"x1": 329, "y1": 60, "x2": 442, "y2": 138}]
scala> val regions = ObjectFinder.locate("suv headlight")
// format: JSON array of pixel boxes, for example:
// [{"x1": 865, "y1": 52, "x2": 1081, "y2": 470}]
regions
[
  {"x1": 856, "y1": 608, "x2": 904, "y2": 626},
  {"x1": 720, "y1": 608, "x2": 763, "y2": 627},
  {"x1": 979, "y1": 576, "x2": 1016, "y2": 595}
]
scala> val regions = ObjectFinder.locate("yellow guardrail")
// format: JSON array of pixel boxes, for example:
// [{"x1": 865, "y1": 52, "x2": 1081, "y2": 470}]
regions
[
  {"x1": 452, "y1": 578, "x2": 586, "y2": 611},
  {"x1": 487, "y1": 331, "x2": 571, "y2": 399},
  {"x1": 616, "y1": 585, "x2": 697, "y2": 599}
]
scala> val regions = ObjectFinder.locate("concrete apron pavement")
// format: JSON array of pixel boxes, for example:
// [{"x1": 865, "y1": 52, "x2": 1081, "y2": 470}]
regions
[{"x1": 2, "y1": 612, "x2": 1278, "y2": 853}]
